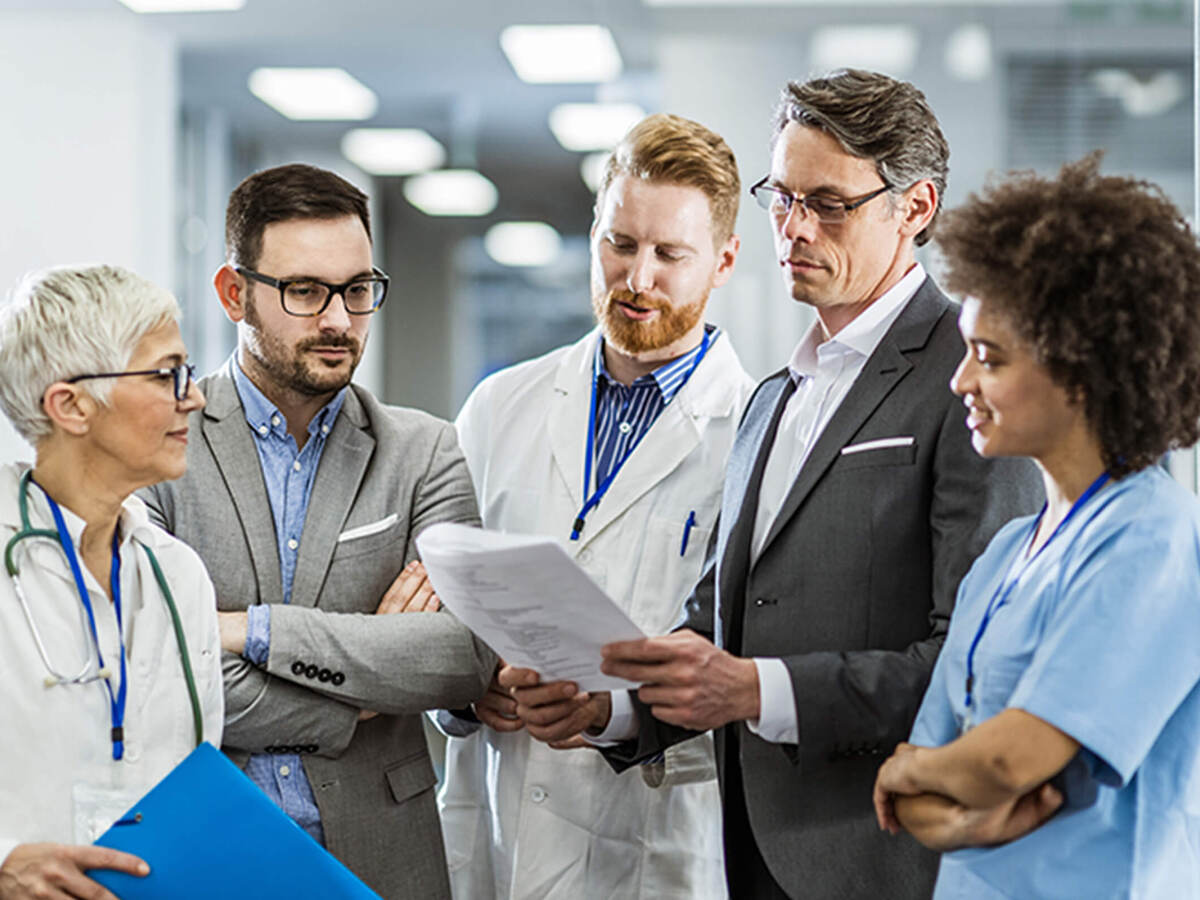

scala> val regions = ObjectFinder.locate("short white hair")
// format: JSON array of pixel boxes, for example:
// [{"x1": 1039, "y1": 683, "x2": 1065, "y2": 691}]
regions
[{"x1": 0, "y1": 264, "x2": 181, "y2": 444}]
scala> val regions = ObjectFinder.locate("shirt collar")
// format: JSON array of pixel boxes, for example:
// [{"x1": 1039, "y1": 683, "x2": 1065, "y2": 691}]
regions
[
  {"x1": 229, "y1": 355, "x2": 346, "y2": 440},
  {"x1": 593, "y1": 324, "x2": 719, "y2": 405},
  {"x1": 787, "y1": 263, "x2": 926, "y2": 382}
]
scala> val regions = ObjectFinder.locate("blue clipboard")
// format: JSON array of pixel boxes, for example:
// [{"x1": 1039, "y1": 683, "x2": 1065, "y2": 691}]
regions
[{"x1": 89, "y1": 743, "x2": 380, "y2": 899}]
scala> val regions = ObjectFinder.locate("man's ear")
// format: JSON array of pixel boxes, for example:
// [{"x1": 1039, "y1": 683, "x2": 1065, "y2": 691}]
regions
[
  {"x1": 214, "y1": 264, "x2": 249, "y2": 324},
  {"x1": 41, "y1": 382, "x2": 96, "y2": 437},
  {"x1": 712, "y1": 233, "x2": 741, "y2": 289},
  {"x1": 897, "y1": 179, "x2": 938, "y2": 240}
]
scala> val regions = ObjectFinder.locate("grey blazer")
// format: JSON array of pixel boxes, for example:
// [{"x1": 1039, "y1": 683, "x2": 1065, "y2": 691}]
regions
[
  {"x1": 606, "y1": 278, "x2": 1043, "y2": 899},
  {"x1": 142, "y1": 369, "x2": 495, "y2": 900}
]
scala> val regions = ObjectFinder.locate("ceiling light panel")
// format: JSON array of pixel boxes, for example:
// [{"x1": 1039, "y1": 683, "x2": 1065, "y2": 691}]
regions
[
  {"x1": 500, "y1": 25, "x2": 623, "y2": 83},
  {"x1": 485, "y1": 222, "x2": 563, "y2": 267},
  {"x1": 580, "y1": 152, "x2": 611, "y2": 192},
  {"x1": 810, "y1": 26, "x2": 918, "y2": 76},
  {"x1": 248, "y1": 68, "x2": 378, "y2": 121},
  {"x1": 341, "y1": 129, "x2": 445, "y2": 176},
  {"x1": 118, "y1": 0, "x2": 244, "y2": 10},
  {"x1": 404, "y1": 170, "x2": 498, "y2": 217},
  {"x1": 549, "y1": 103, "x2": 646, "y2": 152}
]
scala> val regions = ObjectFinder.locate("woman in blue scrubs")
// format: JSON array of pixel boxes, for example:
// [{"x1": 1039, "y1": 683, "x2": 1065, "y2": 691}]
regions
[{"x1": 872, "y1": 155, "x2": 1200, "y2": 898}]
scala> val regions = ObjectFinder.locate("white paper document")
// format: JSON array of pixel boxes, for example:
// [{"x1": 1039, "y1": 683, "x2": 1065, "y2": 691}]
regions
[{"x1": 416, "y1": 522, "x2": 646, "y2": 691}]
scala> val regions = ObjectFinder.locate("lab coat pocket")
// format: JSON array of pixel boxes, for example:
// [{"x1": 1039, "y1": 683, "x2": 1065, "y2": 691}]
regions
[{"x1": 630, "y1": 514, "x2": 714, "y2": 635}]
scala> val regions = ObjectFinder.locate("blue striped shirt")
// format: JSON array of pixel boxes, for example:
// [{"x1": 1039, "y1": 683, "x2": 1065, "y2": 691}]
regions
[
  {"x1": 591, "y1": 325, "x2": 718, "y2": 489},
  {"x1": 231, "y1": 357, "x2": 346, "y2": 846}
]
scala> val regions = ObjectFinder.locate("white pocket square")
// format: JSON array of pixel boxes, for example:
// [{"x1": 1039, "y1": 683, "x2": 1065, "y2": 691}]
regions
[
  {"x1": 337, "y1": 512, "x2": 399, "y2": 543},
  {"x1": 840, "y1": 436, "x2": 915, "y2": 455}
]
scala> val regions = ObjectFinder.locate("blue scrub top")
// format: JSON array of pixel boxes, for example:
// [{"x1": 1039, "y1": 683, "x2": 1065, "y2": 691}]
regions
[{"x1": 910, "y1": 466, "x2": 1200, "y2": 899}]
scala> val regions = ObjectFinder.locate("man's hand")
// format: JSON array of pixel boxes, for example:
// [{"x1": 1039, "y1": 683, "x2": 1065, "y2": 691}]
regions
[
  {"x1": 218, "y1": 611, "x2": 248, "y2": 655},
  {"x1": 873, "y1": 742, "x2": 922, "y2": 833},
  {"x1": 376, "y1": 561, "x2": 441, "y2": 614},
  {"x1": 498, "y1": 666, "x2": 611, "y2": 746},
  {"x1": 473, "y1": 664, "x2": 524, "y2": 733},
  {"x1": 600, "y1": 629, "x2": 759, "y2": 731},
  {"x1": 0, "y1": 842, "x2": 148, "y2": 900}
]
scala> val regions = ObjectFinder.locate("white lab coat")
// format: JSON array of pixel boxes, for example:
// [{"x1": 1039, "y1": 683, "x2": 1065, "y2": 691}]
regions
[
  {"x1": 439, "y1": 329, "x2": 753, "y2": 900},
  {"x1": 0, "y1": 462, "x2": 224, "y2": 864}
]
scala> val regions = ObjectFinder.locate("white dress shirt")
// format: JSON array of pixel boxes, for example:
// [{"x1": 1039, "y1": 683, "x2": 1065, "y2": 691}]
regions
[{"x1": 596, "y1": 264, "x2": 927, "y2": 746}]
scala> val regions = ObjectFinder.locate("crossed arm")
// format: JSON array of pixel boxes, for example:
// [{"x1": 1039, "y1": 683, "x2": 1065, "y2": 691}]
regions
[{"x1": 872, "y1": 708, "x2": 1079, "y2": 851}]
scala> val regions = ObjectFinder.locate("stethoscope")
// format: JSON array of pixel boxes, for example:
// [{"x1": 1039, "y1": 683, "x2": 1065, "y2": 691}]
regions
[{"x1": 4, "y1": 468, "x2": 203, "y2": 757}]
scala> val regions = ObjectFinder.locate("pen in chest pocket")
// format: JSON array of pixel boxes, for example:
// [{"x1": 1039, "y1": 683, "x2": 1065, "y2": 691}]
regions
[{"x1": 680, "y1": 510, "x2": 697, "y2": 556}]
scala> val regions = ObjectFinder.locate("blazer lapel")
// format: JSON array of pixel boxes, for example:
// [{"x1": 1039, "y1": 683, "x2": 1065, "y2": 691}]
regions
[
  {"x1": 291, "y1": 387, "x2": 374, "y2": 609},
  {"x1": 201, "y1": 375, "x2": 285, "y2": 606},
  {"x1": 714, "y1": 371, "x2": 795, "y2": 650},
  {"x1": 756, "y1": 281, "x2": 945, "y2": 558}
]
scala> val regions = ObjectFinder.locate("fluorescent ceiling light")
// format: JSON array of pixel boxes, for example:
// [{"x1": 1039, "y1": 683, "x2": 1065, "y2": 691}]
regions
[
  {"x1": 944, "y1": 25, "x2": 992, "y2": 82},
  {"x1": 118, "y1": 0, "x2": 243, "y2": 9},
  {"x1": 248, "y1": 68, "x2": 378, "y2": 121},
  {"x1": 811, "y1": 26, "x2": 918, "y2": 77},
  {"x1": 580, "y1": 151, "x2": 610, "y2": 192},
  {"x1": 645, "y1": 0, "x2": 1061, "y2": 5},
  {"x1": 404, "y1": 170, "x2": 498, "y2": 217},
  {"x1": 500, "y1": 25, "x2": 623, "y2": 83},
  {"x1": 341, "y1": 129, "x2": 445, "y2": 176},
  {"x1": 485, "y1": 222, "x2": 563, "y2": 267},
  {"x1": 1092, "y1": 69, "x2": 1186, "y2": 118},
  {"x1": 549, "y1": 103, "x2": 646, "y2": 152}
]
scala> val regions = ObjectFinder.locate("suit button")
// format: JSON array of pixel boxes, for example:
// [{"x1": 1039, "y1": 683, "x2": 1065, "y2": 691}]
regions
[
  {"x1": 331, "y1": 672, "x2": 345, "y2": 686},
  {"x1": 305, "y1": 664, "x2": 319, "y2": 679},
  {"x1": 265, "y1": 746, "x2": 275, "y2": 753},
  {"x1": 291, "y1": 744, "x2": 304, "y2": 754},
  {"x1": 305, "y1": 744, "x2": 318, "y2": 753},
  {"x1": 291, "y1": 661, "x2": 305, "y2": 676},
  {"x1": 318, "y1": 668, "x2": 332, "y2": 682}
]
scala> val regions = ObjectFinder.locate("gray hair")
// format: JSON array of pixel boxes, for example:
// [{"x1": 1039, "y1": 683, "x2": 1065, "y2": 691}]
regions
[
  {"x1": 774, "y1": 69, "x2": 950, "y2": 246},
  {"x1": 0, "y1": 264, "x2": 181, "y2": 444}
]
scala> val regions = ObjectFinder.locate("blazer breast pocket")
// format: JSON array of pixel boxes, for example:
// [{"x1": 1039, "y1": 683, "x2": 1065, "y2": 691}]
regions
[
  {"x1": 835, "y1": 436, "x2": 917, "y2": 470},
  {"x1": 331, "y1": 512, "x2": 403, "y2": 562}
]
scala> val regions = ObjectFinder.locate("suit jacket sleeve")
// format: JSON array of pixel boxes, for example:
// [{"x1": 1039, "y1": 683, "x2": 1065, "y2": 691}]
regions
[
  {"x1": 781, "y1": 397, "x2": 1040, "y2": 763},
  {"x1": 260, "y1": 423, "x2": 496, "y2": 715}
]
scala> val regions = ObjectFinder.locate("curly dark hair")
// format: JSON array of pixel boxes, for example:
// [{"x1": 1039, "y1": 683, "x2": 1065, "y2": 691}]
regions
[{"x1": 936, "y1": 153, "x2": 1200, "y2": 477}]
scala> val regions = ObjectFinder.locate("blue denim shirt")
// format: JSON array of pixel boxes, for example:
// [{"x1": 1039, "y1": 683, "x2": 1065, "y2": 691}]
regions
[{"x1": 231, "y1": 358, "x2": 346, "y2": 845}]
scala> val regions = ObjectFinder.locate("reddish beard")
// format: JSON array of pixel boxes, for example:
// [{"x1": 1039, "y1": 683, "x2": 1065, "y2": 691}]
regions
[{"x1": 592, "y1": 288, "x2": 706, "y2": 355}]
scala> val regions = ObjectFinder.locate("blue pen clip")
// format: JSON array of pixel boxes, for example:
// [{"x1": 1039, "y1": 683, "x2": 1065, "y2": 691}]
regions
[{"x1": 680, "y1": 510, "x2": 696, "y2": 556}]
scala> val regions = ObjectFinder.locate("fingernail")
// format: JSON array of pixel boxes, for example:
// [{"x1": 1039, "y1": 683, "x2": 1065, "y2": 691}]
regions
[{"x1": 138, "y1": 862, "x2": 150, "y2": 875}]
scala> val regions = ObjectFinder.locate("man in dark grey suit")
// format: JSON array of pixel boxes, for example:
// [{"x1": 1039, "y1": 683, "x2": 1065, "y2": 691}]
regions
[
  {"x1": 504, "y1": 70, "x2": 1041, "y2": 899},
  {"x1": 142, "y1": 164, "x2": 494, "y2": 898}
]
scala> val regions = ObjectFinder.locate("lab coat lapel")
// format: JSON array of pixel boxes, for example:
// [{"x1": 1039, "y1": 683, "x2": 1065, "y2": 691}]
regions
[
  {"x1": 546, "y1": 331, "x2": 600, "y2": 518},
  {"x1": 291, "y1": 388, "x2": 374, "y2": 610}
]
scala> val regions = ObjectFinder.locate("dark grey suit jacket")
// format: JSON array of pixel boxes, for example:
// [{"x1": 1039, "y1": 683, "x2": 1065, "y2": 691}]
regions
[
  {"x1": 142, "y1": 370, "x2": 495, "y2": 900},
  {"x1": 606, "y1": 278, "x2": 1042, "y2": 899}
]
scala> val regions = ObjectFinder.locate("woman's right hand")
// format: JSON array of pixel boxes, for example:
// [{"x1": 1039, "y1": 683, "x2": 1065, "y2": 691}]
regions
[{"x1": 0, "y1": 842, "x2": 148, "y2": 900}]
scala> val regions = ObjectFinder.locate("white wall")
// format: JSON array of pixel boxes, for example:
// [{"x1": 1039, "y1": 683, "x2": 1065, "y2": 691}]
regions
[{"x1": 0, "y1": 11, "x2": 177, "y2": 464}]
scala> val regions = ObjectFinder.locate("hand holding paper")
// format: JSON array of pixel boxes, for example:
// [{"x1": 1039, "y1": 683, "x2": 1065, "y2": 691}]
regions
[{"x1": 416, "y1": 523, "x2": 647, "y2": 692}]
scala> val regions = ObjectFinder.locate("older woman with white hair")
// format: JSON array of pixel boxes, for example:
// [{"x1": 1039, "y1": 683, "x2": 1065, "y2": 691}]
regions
[{"x1": 0, "y1": 265, "x2": 223, "y2": 900}]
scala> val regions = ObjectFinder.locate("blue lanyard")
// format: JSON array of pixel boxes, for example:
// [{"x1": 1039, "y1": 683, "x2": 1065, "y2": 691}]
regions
[
  {"x1": 43, "y1": 487, "x2": 129, "y2": 761},
  {"x1": 962, "y1": 471, "x2": 1110, "y2": 720},
  {"x1": 570, "y1": 329, "x2": 713, "y2": 541}
]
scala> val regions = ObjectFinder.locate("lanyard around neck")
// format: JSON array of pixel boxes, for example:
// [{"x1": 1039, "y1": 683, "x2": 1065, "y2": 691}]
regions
[
  {"x1": 962, "y1": 471, "x2": 1111, "y2": 719},
  {"x1": 570, "y1": 329, "x2": 713, "y2": 541},
  {"x1": 42, "y1": 485, "x2": 129, "y2": 761}
]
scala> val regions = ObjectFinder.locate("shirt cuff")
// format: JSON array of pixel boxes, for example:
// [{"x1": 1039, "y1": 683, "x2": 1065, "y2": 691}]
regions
[
  {"x1": 244, "y1": 604, "x2": 271, "y2": 666},
  {"x1": 581, "y1": 689, "x2": 639, "y2": 746},
  {"x1": 745, "y1": 657, "x2": 799, "y2": 744}
]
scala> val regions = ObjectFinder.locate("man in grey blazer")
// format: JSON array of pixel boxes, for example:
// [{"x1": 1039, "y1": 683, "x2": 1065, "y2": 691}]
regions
[
  {"x1": 142, "y1": 163, "x2": 494, "y2": 899},
  {"x1": 504, "y1": 71, "x2": 1042, "y2": 898}
]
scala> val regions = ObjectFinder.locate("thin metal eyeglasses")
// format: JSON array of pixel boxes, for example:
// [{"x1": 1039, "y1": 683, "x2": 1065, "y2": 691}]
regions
[
  {"x1": 235, "y1": 266, "x2": 390, "y2": 317},
  {"x1": 749, "y1": 176, "x2": 891, "y2": 224},
  {"x1": 66, "y1": 363, "x2": 197, "y2": 402}
]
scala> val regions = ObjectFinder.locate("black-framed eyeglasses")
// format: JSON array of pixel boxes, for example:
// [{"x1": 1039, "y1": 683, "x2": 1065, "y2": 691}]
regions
[
  {"x1": 235, "y1": 266, "x2": 389, "y2": 317},
  {"x1": 749, "y1": 176, "x2": 891, "y2": 224},
  {"x1": 66, "y1": 363, "x2": 197, "y2": 402}
]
